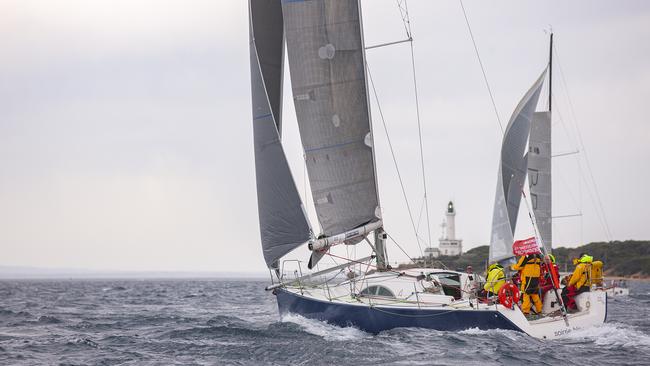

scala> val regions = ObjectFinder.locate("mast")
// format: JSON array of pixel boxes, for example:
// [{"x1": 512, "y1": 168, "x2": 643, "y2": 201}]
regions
[
  {"x1": 358, "y1": 0, "x2": 387, "y2": 270},
  {"x1": 523, "y1": 35, "x2": 555, "y2": 256},
  {"x1": 549, "y1": 33, "x2": 553, "y2": 112}
]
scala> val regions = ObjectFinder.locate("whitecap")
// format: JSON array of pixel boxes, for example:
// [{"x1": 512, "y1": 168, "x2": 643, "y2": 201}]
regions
[
  {"x1": 458, "y1": 327, "x2": 523, "y2": 341},
  {"x1": 280, "y1": 313, "x2": 368, "y2": 342},
  {"x1": 563, "y1": 322, "x2": 650, "y2": 348}
]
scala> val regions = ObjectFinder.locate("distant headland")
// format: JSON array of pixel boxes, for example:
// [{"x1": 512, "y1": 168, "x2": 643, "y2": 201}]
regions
[{"x1": 413, "y1": 240, "x2": 650, "y2": 279}]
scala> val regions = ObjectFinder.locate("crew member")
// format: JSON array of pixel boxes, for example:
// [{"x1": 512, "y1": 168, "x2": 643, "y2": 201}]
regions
[
  {"x1": 464, "y1": 265, "x2": 479, "y2": 298},
  {"x1": 511, "y1": 254, "x2": 543, "y2": 316},
  {"x1": 483, "y1": 263, "x2": 505, "y2": 297},
  {"x1": 561, "y1": 253, "x2": 593, "y2": 311},
  {"x1": 540, "y1": 254, "x2": 560, "y2": 298}
]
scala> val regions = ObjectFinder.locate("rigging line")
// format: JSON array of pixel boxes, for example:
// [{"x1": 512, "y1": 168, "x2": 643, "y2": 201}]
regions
[
  {"x1": 365, "y1": 38, "x2": 412, "y2": 50},
  {"x1": 394, "y1": 0, "x2": 432, "y2": 253},
  {"x1": 402, "y1": 0, "x2": 433, "y2": 253},
  {"x1": 386, "y1": 232, "x2": 416, "y2": 264},
  {"x1": 367, "y1": 64, "x2": 424, "y2": 257},
  {"x1": 557, "y1": 165, "x2": 582, "y2": 215},
  {"x1": 552, "y1": 87, "x2": 600, "y2": 235},
  {"x1": 553, "y1": 44, "x2": 613, "y2": 240},
  {"x1": 303, "y1": 158, "x2": 306, "y2": 200},
  {"x1": 578, "y1": 141, "x2": 584, "y2": 245},
  {"x1": 415, "y1": 234, "x2": 430, "y2": 248},
  {"x1": 551, "y1": 92, "x2": 606, "y2": 244},
  {"x1": 415, "y1": 196, "x2": 426, "y2": 233},
  {"x1": 550, "y1": 95, "x2": 584, "y2": 215},
  {"x1": 552, "y1": 150, "x2": 580, "y2": 158},
  {"x1": 553, "y1": 213, "x2": 582, "y2": 219},
  {"x1": 552, "y1": 94, "x2": 580, "y2": 150},
  {"x1": 395, "y1": 0, "x2": 411, "y2": 37},
  {"x1": 458, "y1": 0, "x2": 504, "y2": 133},
  {"x1": 577, "y1": 164, "x2": 610, "y2": 241},
  {"x1": 303, "y1": 158, "x2": 309, "y2": 221}
]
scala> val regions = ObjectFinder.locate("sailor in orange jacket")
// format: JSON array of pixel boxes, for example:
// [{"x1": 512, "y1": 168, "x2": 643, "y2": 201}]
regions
[{"x1": 511, "y1": 254, "x2": 543, "y2": 315}]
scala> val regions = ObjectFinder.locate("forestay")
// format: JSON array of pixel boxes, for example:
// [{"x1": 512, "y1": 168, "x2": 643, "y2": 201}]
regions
[
  {"x1": 249, "y1": 0, "x2": 312, "y2": 269},
  {"x1": 489, "y1": 70, "x2": 547, "y2": 263},
  {"x1": 282, "y1": 0, "x2": 381, "y2": 239},
  {"x1": 528, "y1": 111, "x2": 552, "y2": 253}
]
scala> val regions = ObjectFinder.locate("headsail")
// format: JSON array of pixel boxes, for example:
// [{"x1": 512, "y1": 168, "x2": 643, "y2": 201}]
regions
[
  {"x1": 281, "y1": 0, "x2": 381, "y2": 243},
  {"x1": 489, "y1": 70, "x2": 547, "y2": 263},
  {"x1": 249, "y1": 0, "x2": 312, "y2": 269},
  {"x1": 528, "y1": 111, "x2": 552, "y2": 253}
]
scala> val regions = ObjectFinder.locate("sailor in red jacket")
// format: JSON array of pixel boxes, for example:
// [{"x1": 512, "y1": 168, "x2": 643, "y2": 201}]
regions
[{"x1": 540, "y1": 254, "x2": 560, "y2": 299}]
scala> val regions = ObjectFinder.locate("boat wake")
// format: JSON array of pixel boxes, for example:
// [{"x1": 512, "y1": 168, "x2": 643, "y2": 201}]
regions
[
  {"x1": 280, "y1": 313, "x2": 367, "y2": 341},
  {"x1": 458, "y1": 327, "x2": 523, "y2": 341},
  {"x1": 563, "y1": 322, "x2": 650, "y2": 349}
]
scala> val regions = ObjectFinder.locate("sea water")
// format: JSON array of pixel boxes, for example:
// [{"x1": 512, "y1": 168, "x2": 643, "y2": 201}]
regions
[{"x1": 1, "y1": 279, "x2": 648, "y2": 365}]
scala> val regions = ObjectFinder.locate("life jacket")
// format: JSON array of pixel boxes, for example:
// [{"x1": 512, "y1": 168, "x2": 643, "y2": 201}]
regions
[
  {"x1": 568, "y1": 262, "x2": 592, "y2": 289},
  {"x1": 511, "y1": 255, "x2": 542, "y2": 294},
  {"x1": 484, "y1": 266, "x2": 505, "y2": 294},
  {"x1": 591, "y1": 261, "x2": 604, "y2": 286},
  {"x1": 541, "y1": 262, "x2": 560, "y2": 289},
  {"x1": 511, "y1": 255, "x2": 541, "y2": 278}
]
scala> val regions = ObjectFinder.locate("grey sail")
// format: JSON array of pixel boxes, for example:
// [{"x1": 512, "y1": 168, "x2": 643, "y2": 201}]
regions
[
  {"x1": 250, "y1": 0, "x2": 284, "y2": 134},
  {"x1": 489, "y1": 171, "x2": 513, "y2": 263},
  {"x1": 505, "y1": 152, "x2": 529, "y2": 232},
  {"x1": 528, "y1": 111, "x2": 552, "y2": 253},
  {"x1": 489, "y1": 70, "x2": 547, "y2": 263},
  {"x1": 249, "y1": 0, "x2": 312, "y2": 269},
  {"x1": 281, "y1": 0, "x2": 381, "y2": 239}
]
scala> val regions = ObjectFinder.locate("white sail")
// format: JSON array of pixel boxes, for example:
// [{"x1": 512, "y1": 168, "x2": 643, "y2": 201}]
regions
[{"x1": 489, "y1": 70, "x2": 547, "y2": 263}]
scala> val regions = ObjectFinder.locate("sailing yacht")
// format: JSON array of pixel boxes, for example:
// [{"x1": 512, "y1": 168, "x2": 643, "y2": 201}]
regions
[{"x1": 248, "y1": 0, "x2": 606, "y2": 339}]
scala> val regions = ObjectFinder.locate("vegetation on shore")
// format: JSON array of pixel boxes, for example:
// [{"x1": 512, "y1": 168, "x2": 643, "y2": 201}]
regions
[{"x1": 410, "y1": 240, "x2": 650, "y2": 278}]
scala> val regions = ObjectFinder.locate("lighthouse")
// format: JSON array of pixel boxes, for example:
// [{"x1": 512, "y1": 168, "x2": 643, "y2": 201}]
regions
[
  {"x1": 445, "y1": 201, "x2": 456, "y2": 240},
  {"x1": 439, "y1": 201, "x2": 463, "y2": 256}
]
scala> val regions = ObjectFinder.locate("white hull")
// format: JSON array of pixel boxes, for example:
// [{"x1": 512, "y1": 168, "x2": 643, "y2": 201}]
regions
[{"x1": 497, "y1": 290, "x2": 607, "y2": 339}]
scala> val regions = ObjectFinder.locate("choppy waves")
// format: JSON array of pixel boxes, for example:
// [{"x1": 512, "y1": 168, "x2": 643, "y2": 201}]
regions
[
  {"x1": 0, "y1": 279, "x2": 648, "y2": 365},
  {"x1": 280, "y1": 313, "x2": 368, "y2": 341}
]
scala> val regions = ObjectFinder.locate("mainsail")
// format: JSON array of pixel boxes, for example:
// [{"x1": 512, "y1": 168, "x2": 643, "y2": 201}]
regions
[
  {"x1": 282, "y1": 1, "x2": 381, "y2": 240},
  {"x1": 528, "y1": 111, "x2": 552, "y2": 253},
  {"x1": 249, "y1": 0, "x2": 312, "y2": 269},
  {"x1": 489, "y1": 70, "x2": 547, "y2": 263}
]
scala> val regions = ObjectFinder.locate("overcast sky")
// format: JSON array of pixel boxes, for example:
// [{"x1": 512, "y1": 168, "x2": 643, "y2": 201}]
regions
[{"x1": 1, "y1": 0, "x2": 648, "y2": 273}]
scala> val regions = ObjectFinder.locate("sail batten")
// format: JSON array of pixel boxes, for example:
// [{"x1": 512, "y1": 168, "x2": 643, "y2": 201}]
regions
[
  {"x1": 489, "y1": 70, "x2": 547, "y2": 263},
  {"x1": 282, "y1": 0, "x2": 380, "y2": 238},
  {"x1": 249, "y1": 0, "x2": 312, "y2": 269}
]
